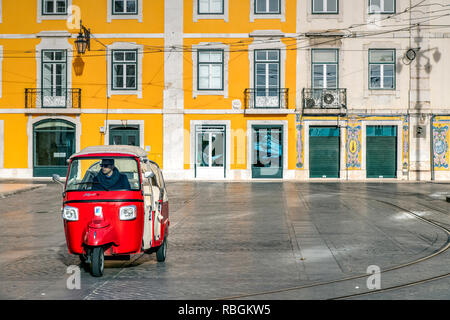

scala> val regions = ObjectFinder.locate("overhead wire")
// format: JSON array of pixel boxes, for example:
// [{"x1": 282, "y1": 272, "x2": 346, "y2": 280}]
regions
[{"x1": 1, "y1": 0, "x2": 448, "y2": 58}]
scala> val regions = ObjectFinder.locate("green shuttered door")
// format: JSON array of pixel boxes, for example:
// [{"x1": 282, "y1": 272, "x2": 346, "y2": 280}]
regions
[
  {"x1": 309, "y1": 126, "x2": 340, "y2": 178},
  {"x1": 366, "y1": 126, "x2": 397, "y2": 178}
]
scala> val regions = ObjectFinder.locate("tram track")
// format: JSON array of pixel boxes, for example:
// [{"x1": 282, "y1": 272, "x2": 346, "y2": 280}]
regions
[
  {"x1": 83, "y1": 183, "x2": 450, "y2": 300},
  {"x1": 215, "y1": 192, "x2": 450, "y2": 300}
]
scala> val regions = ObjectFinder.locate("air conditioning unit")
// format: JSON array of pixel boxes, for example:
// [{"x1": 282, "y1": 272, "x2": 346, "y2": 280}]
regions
[
  {"x1": 304, "y1": 98, "x2": 316, "y2": 109},
  {"x1": 322, "y1": 91, "x2": 338, "y2": 108}
]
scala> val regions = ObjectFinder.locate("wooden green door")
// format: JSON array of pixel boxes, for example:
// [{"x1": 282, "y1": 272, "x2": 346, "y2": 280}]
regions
[
  {"x1": 366, "y1": 126, "x2": 397, "y2": 178},
  {"x1": 309, "y1": 126, "x2": 340, "y2": 178}
]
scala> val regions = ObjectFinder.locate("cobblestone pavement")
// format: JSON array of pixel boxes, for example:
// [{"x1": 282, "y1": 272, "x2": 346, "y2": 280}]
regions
[{"x1": 0, "y1": 181, "x2": 449, "y2": 300}]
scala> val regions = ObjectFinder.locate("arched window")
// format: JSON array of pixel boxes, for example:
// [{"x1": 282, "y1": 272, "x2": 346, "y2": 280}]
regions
[{"x1": 33, "y1": 119, "x2": 75, "y2": 177}]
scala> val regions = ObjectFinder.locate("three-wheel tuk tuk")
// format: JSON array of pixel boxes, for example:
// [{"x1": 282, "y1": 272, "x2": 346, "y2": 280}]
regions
[{"x1": 53, "y1": 145, "x2": 169, "y2": 277}]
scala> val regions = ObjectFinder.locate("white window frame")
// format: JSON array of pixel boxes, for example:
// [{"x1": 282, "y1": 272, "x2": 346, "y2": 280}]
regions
[
  {"x1": 312, "y1": 0, "x2": 339, "y2": 14},
  {"x1": 311, "y1": 49, "x2": 339, "y2": 89},
  {"x1": 369, "y1": 49, "x2": 396, "y2": 90},
  {"x1": 111, "y1": 50, "x2": 138, "y2": 91},
  {"x1": 363, "y1": 42, "x2": 401, "y2": 98},
  {"x1": 195, "y1": 125, "x2": 226, "y2": 170},
  {"x1": 307, "y1": 0, "x2": 343, "y2": 22},
  {"x1": 189, "y1": 120, "x2": 231, "y2": 180},
  {"x1": 248, "y1": 40, "x2": 286, "y2": 96},
  {"x1": 106, "y1": 42, "x2": 143, "y2": 98},
  {"x1": 313, "y1": 64, "x2": 338, "y2": 88},
  {"x1": 254, "y1": 49, "x2": 281, "y2": 107},
  {"x1": 255, "y1": 0, "x2": 281, "y2": 14},
  {"x1": 198, "y1": 50, "x2": 224, "y2": 91},
  {"x1": 250, "y1": 0, "x2": 285, "y2": 22},
  {"x1": 368, "y1": 0, "x2": 395, "y2": 14},
  {"x1": 41, "y1": 50, "x2": 68, "y2": 106},
  {"x1": 112, "y1": 0, "x2": 138, "y2": 15},
  {"x1": 193, "y1": 0, "x2": 229, "y2": 22},
  {"x1": 198, "y1": 0, "x2": 224, "y2": 14},
  {"x1": 42, "y1": 0, "x2": 68, "y2": 15},
  {"x1": 107, "y1": 0, "x2": 143, "y2": 22},
  {"x1": 0, "y1": 0, "x2": 3, "y2": 23},
  {"x1": 192, "y1": 43, "x2": 229, "y2": 98},
  {"x1": 37, "y1": 0, "x2": 72, "y2": 23},
  {"x1": 35, "y1": 32, "x2": 73, "y2": 108}
]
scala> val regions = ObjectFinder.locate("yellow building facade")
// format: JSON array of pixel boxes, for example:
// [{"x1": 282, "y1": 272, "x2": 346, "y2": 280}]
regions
[{"x1": 0, "y1": 0, "x2": 449, "y2": 181}]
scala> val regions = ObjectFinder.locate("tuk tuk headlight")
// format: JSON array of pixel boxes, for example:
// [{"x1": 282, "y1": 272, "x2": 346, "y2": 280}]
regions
[
  {"x1": 62, "y1": 206, "x2": 79, "y2": 221},
  {"x1": 119, "y1": 205, "x2": 137, "y2": 221}
]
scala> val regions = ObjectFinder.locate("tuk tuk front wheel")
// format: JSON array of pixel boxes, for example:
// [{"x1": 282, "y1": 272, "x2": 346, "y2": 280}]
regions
[
  {"x1": 90, "y1": 247, "x2": 104, "y2": 277},
  {"x1": 156, "y1": 238, "x2": 167, "y2": 262}
]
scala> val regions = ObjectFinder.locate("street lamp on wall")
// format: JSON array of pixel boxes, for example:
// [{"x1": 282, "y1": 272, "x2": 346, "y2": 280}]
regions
[
  {"x1": 75, "y1": 20, "x2": 91, "y2": 55},
  {"x1": 402, "y1": 47, "x2": 421, "y2": 65},
  {"x1": 406, "y1": 48, "x2": 418, "y2": 61}
]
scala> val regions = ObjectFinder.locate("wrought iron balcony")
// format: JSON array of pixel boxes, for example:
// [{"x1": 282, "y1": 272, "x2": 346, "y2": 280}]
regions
[
  {"x1": 25, "y1": 88, "x2": 81, "y2": 109},
  {"x1": 302, "y1": 88, "x2": 347, "y2": 110},
  {"x1": 244, "y1": 88, "x2": 289, "y2": 110}
]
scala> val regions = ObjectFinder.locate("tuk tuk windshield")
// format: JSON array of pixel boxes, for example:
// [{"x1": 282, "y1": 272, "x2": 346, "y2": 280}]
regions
[{"x1": 66, "y1": 157, "x2": 141, "y2": 191}]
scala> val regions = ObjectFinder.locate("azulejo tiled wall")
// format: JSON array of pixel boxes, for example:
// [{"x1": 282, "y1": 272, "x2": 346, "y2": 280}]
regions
[
  {"x1": 295, "y1": 114, "x2": 304, "y2": 169},
  {"x1": 346, "y1": 120, "x2": 362, "y2": 170},
  {"x1": 402, "y1": 115, "x2": 409, "y2": 172},
  {"x1": 432, "y1": 117, "x2": 450, "y2": 170}
]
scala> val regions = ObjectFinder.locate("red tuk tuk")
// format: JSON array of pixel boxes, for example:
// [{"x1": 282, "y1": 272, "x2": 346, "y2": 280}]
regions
[{"x1": 53, "y1": 145, "x2": 169, "y2": 277}]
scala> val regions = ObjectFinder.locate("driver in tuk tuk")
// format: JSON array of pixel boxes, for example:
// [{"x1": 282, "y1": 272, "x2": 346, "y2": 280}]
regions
[{"x1": 92, "y1": 158, "x2": 131, "y2": 191}]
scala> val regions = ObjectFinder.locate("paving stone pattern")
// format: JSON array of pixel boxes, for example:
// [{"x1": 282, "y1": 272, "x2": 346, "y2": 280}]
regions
[{"x1": 0, "y1": 181, "x2": 449, "y2": 299}]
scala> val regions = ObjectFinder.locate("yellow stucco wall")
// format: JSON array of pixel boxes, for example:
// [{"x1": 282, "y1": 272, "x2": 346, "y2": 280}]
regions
[
  {"x1": 183, "y1": 114, "x2": 297, "y2": 171},
  {"x1": 1, "y1": 0, "x2": 164, "y2": 34},
  {"x1": 183, "y1": 37, "x2": 297, "y2": 110},
  {"x1": 1, "y1": 115, "x2": 28, "y2": 169},
  {"x1": 0, "y1": 1, "x2": 167, "y2": 173},
  {"x1": 183, "y1": 0, "x2": 297, "y2": 34}
]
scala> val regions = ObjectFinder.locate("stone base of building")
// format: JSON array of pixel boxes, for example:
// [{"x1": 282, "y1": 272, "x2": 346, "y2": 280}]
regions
[
  {"x1": 433, "y1": 171, "x2": 450, "y2": 181},
  {"x1": 0, "y1": 168, "x2": 443, "y2": 182},
  {"x1": 0, "y1": 169, "x2": 33, "y2": 179}
]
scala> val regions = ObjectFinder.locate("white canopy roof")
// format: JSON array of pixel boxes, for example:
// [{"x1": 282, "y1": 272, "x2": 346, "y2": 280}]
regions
[{"x1": 70, "y1": 145, "x2": 149, "y2": 159}]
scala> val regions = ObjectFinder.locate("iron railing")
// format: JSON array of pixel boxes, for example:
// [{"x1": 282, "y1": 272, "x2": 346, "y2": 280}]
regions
[
  {"x1": 244, "y1": 88, "x2": 289, "y2": 109},
  {"x1": 302, "y1": 88, "x2": 347, "y2": 110},
  {"x1": 25, "y1": 88, "x2": 81, "y2": 108}
]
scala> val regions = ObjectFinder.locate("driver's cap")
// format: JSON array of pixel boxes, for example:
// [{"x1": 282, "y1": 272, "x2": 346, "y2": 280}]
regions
[{"x1": 101, "y1": 158, "x2": 115, "y2": 166}]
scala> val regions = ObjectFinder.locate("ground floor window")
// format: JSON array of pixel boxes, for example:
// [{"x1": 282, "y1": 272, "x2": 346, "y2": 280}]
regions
[
  {"x1": 109, "y1": 125, "x2": 140, "y2": 146},
  {"x1": 33, "y1": 119, "x2": 75, "y2": 177}
]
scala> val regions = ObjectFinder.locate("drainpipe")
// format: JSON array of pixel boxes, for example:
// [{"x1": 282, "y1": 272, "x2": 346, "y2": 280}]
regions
[{"x1": 406, "y1": 0, "x2": 412, "y2": 181}]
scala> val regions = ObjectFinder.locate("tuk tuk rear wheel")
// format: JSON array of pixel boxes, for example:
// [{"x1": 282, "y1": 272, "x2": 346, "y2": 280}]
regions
[
  {"x1": 90, "y1": 247, "x2": 104, "y2": 277},
  {"x1": 156, "y1": 238, "x2": 167, "y2": 262}
]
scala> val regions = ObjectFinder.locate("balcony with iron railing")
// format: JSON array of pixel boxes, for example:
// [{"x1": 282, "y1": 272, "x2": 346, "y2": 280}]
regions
[
  {"x1": 301, "y1": 88, "x2": 347, "y2": 114},
  {"x1": 25, "y1": 88, "x2": 81, "y2": 109},
  {"x1": 244, "y1": 88, "x2": 289, "y2": 113}
]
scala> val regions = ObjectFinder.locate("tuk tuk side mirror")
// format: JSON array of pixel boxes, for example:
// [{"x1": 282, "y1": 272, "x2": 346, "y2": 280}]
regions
[
  {"x1": 52, "y1": 174, "x2": 64, "y2": 186},
  {"x1": 144, "y1": 171, "x2": 155, "y2": 179}
]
